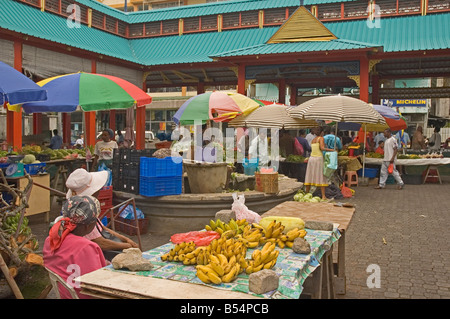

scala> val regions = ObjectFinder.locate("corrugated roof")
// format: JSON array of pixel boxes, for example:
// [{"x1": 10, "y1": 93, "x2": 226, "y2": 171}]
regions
[
  {"x1": 0, "y1": 0, "x2": 140, "y2": 63},
  {"x1": 75, "y1": 0, "x2": 128, "y2": 21},
  {"x1": 126, "y1": 0, "x2": 356, "y2": 23},
  {"x1": 325, "y1": 13, "x2": 450, "y2": 52}
]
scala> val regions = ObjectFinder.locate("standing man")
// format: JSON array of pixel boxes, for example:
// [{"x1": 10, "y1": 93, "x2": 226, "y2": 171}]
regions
[
  {"x1": 305, "y1": 127, "x2": 317, "y2": 146},
  {"x1": 375, "y1": 128, "x2": 404, "y2": 190},
  {"x1": 49, "y1": 129, "x2": 63, "y2": 150}
]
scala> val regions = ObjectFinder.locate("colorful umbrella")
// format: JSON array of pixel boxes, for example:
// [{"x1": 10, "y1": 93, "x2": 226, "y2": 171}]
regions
[
  {"x1": 1, "y1": 61, "x2": 47, "y2": 111},
  {"x1": 253, "y1": 99, "x2": 284, "y2": 106},
  {"x1": 372, "y1": 104, "x2": 407, "y2": 131},
  {"x1": 172, "y1": 91, "x2": 260, "y2": 126},
  {"x1": 21, "y1": 72, "x2": 152, "y2": 113}
]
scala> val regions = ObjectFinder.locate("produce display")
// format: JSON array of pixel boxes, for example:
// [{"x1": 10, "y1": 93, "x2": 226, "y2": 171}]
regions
[
  {"x1": 285, "y1": 154, "x2": 306, "y2": 163},
  {"x1": 160, "y1": 217, "x2": 308, "y2": 286},
  {"x1": 1, "y1": 145, "x2": 87, "y2": 162},
  {"x1": 293, "y1": 190, "x2": 327, "y2": 203}
]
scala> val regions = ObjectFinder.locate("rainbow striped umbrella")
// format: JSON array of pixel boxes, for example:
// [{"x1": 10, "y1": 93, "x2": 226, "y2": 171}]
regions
[
  {"x1": 172, "y1": 91, "x2": 260, "y2": 126},
  {"x1": 22, "y1": 72, "x2": 152, "y2": 113}
]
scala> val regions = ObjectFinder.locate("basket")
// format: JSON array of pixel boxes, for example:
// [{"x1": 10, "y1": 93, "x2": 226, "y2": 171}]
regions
[
  {"x1": 24, "y1": 163, "x2": 47, "y2": 175},
  {"x1": 139, "y1": 175, "x2": 182, "y2": 197},
  {"x1": 255, "y1": 172, "x2": 279, "y2": 193},
  {"x1": 140, "y1": 156, "x2": 182, "y2": 177},
  {"x1": 114, "y1": 216, "x2": 149, "y2": 236},
  {"x1": 155, "y1": 141, "x2": 172, "y2": 149}
]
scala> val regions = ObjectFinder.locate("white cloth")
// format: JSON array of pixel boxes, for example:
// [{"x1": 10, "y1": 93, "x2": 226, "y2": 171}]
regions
[
  {"x1": 428, "y1": 133, "x2": 442, "y2": 151},
  {"x1": 383, "y1": 136, "x2": 397, "y2": 162},
  {"x1": 94, "y1": 140, "x2": 118, "y2": 160}
]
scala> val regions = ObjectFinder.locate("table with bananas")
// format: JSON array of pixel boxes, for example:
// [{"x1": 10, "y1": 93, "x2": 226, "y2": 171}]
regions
[{"x1": 80, "y1": 219, "x2": 340, "y2": 299}]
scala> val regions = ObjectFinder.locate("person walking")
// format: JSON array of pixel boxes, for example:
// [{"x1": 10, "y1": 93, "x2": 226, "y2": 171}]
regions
[
  {"x1": 375, "y1": 128, "x2": 404, "y2": 190},
  {"x1": 49, "y1": 129, "x2": 63, "y2": 150},
  {"x1": 304, "y1": 126, "x2": 335, "y2": 200}
]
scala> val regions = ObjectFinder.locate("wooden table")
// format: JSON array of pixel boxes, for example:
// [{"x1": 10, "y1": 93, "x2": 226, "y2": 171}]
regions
[
  {"x1": 261, "y1": 201, "x2": 356, "y2": 295},
  {"x1": 6, "y1": 174, "x2": 51, "y2": 222}
]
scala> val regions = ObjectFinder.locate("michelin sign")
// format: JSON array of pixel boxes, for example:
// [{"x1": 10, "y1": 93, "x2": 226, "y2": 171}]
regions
[{"x1": 381, "y1": 99, "x2": 428, "y2": 113}]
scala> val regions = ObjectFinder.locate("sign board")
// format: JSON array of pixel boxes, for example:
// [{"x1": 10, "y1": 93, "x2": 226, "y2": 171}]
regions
[{"x1": 380, "y1": 99, "x2": 428, "y2": 114}]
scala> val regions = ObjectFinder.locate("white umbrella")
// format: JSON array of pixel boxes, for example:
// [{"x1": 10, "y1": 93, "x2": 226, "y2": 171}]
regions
[
  {"x1": 289, "y1": 95, "x2": 387, "y2": 179},
  {"x1": 228, "y1": 104, "x2": 318, "y2": 129}
]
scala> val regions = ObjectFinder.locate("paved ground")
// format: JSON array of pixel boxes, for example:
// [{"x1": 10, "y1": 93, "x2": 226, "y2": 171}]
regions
[{"x1": 25, "y1": 175, "x2": 450, "y2": 299}]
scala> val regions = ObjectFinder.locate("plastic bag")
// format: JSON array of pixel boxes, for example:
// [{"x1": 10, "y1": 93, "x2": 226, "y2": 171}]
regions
[
  {"x1": 98, "y1": 163, "x2": 112, "y2": 186},
  {"x1": 323, "y1": 151, "x2": 338, "y2": 178},
  {"x1": 119, "y1": 204, "x2": 145, "y2": 220},
  {"x1": 340, "y1": 185, "x2": 353, "y2": 198},
  {"x1": 231, "y1": 193, "x2": 261, "y2": 224},
  {"x1": 170, "y1": 231, "x2": 220, "y2": 246}
]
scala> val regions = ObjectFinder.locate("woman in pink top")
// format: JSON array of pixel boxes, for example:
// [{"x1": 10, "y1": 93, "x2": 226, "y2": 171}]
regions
[{"x1": 43, "y1": 195, "x2": 106, "y2": 299}]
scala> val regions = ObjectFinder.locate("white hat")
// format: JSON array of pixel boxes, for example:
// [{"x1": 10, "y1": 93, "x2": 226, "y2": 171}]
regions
[{"x1": 66, "y1": 168, "x2": 109, "y2": 199}]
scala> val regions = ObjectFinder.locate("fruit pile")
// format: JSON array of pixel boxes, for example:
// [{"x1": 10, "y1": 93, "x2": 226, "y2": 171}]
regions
[
  {"x1": 293, "y1": 190, "x2": 325, "y2": 203},
  {"x1": 160, "y1": 216, "x2": 308, "y2": 286}
]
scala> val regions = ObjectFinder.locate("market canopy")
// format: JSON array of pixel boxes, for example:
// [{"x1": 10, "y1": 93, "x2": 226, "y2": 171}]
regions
[
  {"x1": 172, "y1": 91, "x2": 260, "y2": 126},
  {"x1": 0, "y1": 61, "x2": 47, "y2": 110},
  {"x1": 21, "y1": 72, "x2": 152, "y2": 113},
  {"x1": 289, "y1": 95, "x2": 386, "y2": 126},
  {"x1": 228, "y1": 104, "x2": 318, "y2": 129}
]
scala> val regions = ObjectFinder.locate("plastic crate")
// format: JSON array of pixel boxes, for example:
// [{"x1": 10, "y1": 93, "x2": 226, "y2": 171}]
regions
[
  {"x1": 139, "y1": 175, "x2": 182, "y2": 197},
  {"x1": 119, "y1": 149, "x2": 156, "y2": 164},
  {"x1": 115, "y1": 216, "x2": 149, "y2": 236},
  {"x1": 357, "y1": 168, "x2": 378, "y2": 178},
  {"x1": 123, "y1": 163, "x2": 140, "y2": 178},
  {"x1": 140, "y1": 156, "x2": 182, "y2": 177},
  {"x1": 24, "y1": 163, "x2": 46, "y2": 175},
  {"x1": 123, "y1": 177, "x2": 140, "y2": 194}
]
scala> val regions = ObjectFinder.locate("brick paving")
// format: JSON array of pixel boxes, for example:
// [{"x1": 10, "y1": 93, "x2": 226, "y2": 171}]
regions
[{"x1": 26, "y1": 176, "x2": 450, "y2": 299}]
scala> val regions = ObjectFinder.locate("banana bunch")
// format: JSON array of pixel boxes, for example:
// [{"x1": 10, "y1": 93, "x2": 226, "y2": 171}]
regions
[
  {"x1": 1, "y1": 213, "x2": 31, "y2": 236},
  {"x1": 205, "y1": 218, "x2": 248, "y2": 235},
  {"x1": 240, "y1": 224, "x2": 264, "y2": 248},
  {"x1": 160, "y1": 241, "x2": 203, "y2": 264},
  {"x1": 209, "y1": 236, "x2": 247, "y2": 262},
  {"x1": 196, "y1": 253, "x2": 245, "y2": 285},
  {"x1": 245, "y1": 242, "x2": 279, "y2": 274},
  {"x1": 278, "y1": 227, "x2": 307, "y2": 248}
]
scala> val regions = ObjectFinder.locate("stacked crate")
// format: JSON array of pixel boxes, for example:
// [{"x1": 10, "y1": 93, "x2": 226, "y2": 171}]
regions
[
  {"x1": 112, "y1": 149, "x2": 156, "y2": 194},
  {"x1": 139, "y1": 157, "x2": 183, "y2": 197},
  {"x1": 98, "y1": 186, "x2": 113, "y2": 217}
]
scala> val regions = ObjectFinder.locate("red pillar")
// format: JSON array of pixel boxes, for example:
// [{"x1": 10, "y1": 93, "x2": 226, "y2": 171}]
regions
[
  {"x1": 33, "y1": 113, "x2": 42, "y2": 135},
  {"x1": 290, "y1": 85, "x2": 297, "y2": 106},
  {"x1": 135, "y1": 80, "x2": 147, "y2": 150},
  {"x1": 278, "y1": 79, "x2": 286, "y2": 105},
  {"x1": 359, "y1": 56, "x2": 369, "y2": 103},
  {"x1": 237, "y1": 64, "x2": 246, "y2": 95},
  {"x1": 371, "y1": 75, "x2": 380, "y2": 104},
  {"x1": 7, "y1": 40, "x2": 23, "y2": 151},
  {"x1": 85, "y1": 59, "x2": 97, "y2": 147},
  {"x1": 109, "y1": 110, "x2": 116, "y2": 132},
  {"x1": 62, "y1": 113, "x2": 71, "y2": 146},
  {"x1": 197, "y1": 82, "x2": 205, "y2": 95}
]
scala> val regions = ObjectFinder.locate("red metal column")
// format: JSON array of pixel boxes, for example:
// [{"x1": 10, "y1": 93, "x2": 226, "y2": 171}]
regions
[
  {"x1": 360, "y1": 56, "x2": 369, "y2": 103},
  {"x1": 371, "y1": 75, "x2": 380, "y2": 104},
  {"x1": 32, "y1": 113, "x2": 42, "y2": 135},
  {"x1": 290, "y1": 85, "x2": 297, "y2": 106},
  {"x1": 135, "y1": 80, "x2": 147, "y2": 150},
  {"x1": 278, "y1": 79, "x2": 286, "y2": 105},
  {"x1": 7, "y1": 40, "x2": 23, "y2": 151},
  {"x1": 237, "y1": 64, "x2": 246, "y2": 95},
  {"x1": 85, "y1": 59, "x2": 97, "y2": 147},
  {"x1": 62, "y1": 113, "x2": 71, "y2": 146},
  {"x1": 197, "y1": 82, "x2": 205, "y2": 95}
]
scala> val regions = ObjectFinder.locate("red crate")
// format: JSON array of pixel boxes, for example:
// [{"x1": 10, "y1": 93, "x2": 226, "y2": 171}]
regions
[{"x1": 114, "y1": 216, "x2": 149, "y2": 236}]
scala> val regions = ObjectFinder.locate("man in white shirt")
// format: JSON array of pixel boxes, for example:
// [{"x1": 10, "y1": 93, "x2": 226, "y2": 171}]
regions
[
  {"x1": 305, "y1": 127, "x2": 318, "y2": 146},
  {"x1": 248, "y1": 130, "x2": 269, "y2": 167},
  {"x1": 375, "y1": 128, "x2": 404, "y2": 190}
]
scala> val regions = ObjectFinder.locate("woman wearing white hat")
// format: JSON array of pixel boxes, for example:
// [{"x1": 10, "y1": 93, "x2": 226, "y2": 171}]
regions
[{"x1": 65, "y1": 168, "x2": 138, "y2": 259}]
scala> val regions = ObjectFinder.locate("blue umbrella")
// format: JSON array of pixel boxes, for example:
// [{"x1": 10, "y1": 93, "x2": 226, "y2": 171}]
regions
[{"x1": 0, "y1": 61, "x2": 47, "y2": 107}]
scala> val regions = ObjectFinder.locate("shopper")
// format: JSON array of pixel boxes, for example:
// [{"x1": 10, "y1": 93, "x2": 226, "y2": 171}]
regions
[
  {"x1": 92, "y1": 129, "x2": 118, "y2": 170},
  {"x1": 304, "y1": 126, "x2": 335, "y2": 200},
  {"x1": 49, "y1": 129, "x2": 63, "y2": 150},
  {"x1": 375, "y1": 140, "x2": 385, "y2": 155},
  {"x1": 305, "y1": 127, "x2": 318, "y2": 146},
  {"x1": 375, "y1": 128, "x2": 404, "y2": 190},
  {"x1": 249, "y1": 129, "x2": 269, "y2": 167},
  {"x1": 43, "y1": 195, "x2": 107, "y2": 299},
  {"x1": 295, "y1": 129, "x2": 311, "y2": 157},
  {"x1": 395, "y1": 130, "x2": 410, "y2": 150},
  {"x1": 323, "y1": 126, "x2": 342, "y2": 152},
  {"x1": 411, "y1": 126, "x2": 426, "y2": 150},
  {"x1": 428, "y1": 127, "x2": 442, "y2": 151}
]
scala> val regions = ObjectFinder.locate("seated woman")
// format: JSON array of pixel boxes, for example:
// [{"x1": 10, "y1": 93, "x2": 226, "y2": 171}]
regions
[{"x1": 43, "y1": 195, "x2": 107, "y2": 299}]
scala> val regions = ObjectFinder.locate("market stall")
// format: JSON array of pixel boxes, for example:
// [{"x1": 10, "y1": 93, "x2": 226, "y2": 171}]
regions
[
  {"x1": 79, "y1": 216, "x2": 341, "y2": 299},
  {"x1": 364, "y1": 156, "x2": 450, "y2": 184}
]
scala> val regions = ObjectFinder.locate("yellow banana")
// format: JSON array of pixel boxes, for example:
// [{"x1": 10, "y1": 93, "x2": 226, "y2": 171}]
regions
[
  {"x1": 210, "y1": 219, "x2": 217, "y2": 230},
  {"x1": 261, "y1": 242, "x2": 272, "y2": 254},
  {"x1": 252, "y1": 223, "x2": 265, "y2": 230},
  {"x1": 217, "y1": 254, "x2": 228, "y2": 268},
  {"x1": 253, "y1": 263, "x2": 264, "y2": 272},
  {"x1": 210, "y1": 261, "x2": 225, "y2": 277},
  {"x1": 160, "y1": 253, "x2": 169, "y2": 261},
  {"x1": 207, "y1": 271, "x2": 222, "y2": 285},
  {"x1": 196, "y1": 269, "x2": 211, "y2": 284},
  {"x1": 196, "y1": 252, "x2": 204, "y2": 265},
  {"x1": 246, "y1": 241, "x2": 259, "y2": 248},
  {"x1": 271, "y1": 225, "x2": 284, "y2": 238},
  {"x1": 263, "y1": 259, "x2": 277, "y2": 269},
  {"x1": 209, "y1": 254, "x2": 220, "y2": 265},
  {"x1": 185, "y1": 252, "x2": 195, "y2": 259},
  {"x1": 285, "y1": 241, "x2": 294, "y2": 248},
  {"x1": 216, "y1": 227, "x2": 224, "y2": 235},
  {"x1": 277, "y1": 240, "x2": 285, "y2": 249},
  {"x1": 196, "y1": 265, "x2": 212, "y2": 273},
  {"x1": 245, "y1": 265, "x2": 254, "y2": 274},
  {"x1": 221, "y1": 266, "x2": 237, "y2": 283},
  {"x1": 205, "y1": 225, "x2": 212, "y2": 231},
  {"x1": 252, "y1": 249, "x2": 261, "y2": 260},
  {"x1": 299, "y1": 229, "x2": 307, "y2": 238}
]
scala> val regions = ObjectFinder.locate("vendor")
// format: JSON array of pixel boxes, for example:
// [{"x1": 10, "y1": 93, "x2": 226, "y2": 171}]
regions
[
  {"x1": 92, "y1": 129, "x2": 118, "y2": 171},
  {"x1": 65, "y1": 168, "x2": 139, "y2": 260},
  {"x1": 375, "y1": 140, "x2": 385, "y2": 155}
]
